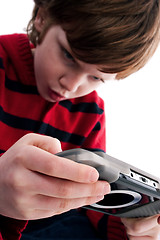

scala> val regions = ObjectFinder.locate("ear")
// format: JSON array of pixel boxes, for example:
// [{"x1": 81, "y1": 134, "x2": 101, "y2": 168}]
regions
[{"x1": 34, "y1": 8, "x2": 46, "y2": 32}]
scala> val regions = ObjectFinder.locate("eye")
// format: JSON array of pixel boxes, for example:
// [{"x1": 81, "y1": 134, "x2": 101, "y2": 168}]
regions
[
  {"x1": 92, "y1": 76, "x2": 105, "y2": 83},
  {"x1": 92, "y1": 76, "x2": 100, "y2": 80},
  {"x1": 63, "y1": 48, "x2": 75, "y2": 62}
]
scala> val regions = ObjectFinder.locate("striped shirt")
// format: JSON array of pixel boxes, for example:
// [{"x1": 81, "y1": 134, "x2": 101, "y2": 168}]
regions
[{"x1": 0, "y1": 34, "x2": 127, "y2": 240}]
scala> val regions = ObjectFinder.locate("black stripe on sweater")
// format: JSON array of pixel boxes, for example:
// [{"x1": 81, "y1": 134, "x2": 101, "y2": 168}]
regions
[
  {"x1": 93, "y1": 121, "x2": 101, "y2": 131},
  {"x1": 39, "y1": 123, "x2": 85, "y2": 146},
  {"x1": 59, "y1": 100, "x2": 104, "y2": 114},
  {"x1": 0, "y1": 105, "x2": 41, "y2": 131},
  {"x1": 0, "y1": 106, "x2": 85, "y2": 146},
  {"x1": 5, "y1": 76, "x2": 39, "y2": 94},
  {"x1": 0, "y1": 57, "x2": 4, "y2": 69},
  {"x1": 85, "y1": 148, "x2": 105, "y2": 152},
  {"x1": 97, "y1": 214, "x2": 109, "y2": 239},
  {"x1": 0, "y1": 149, "x2": 5, "y2": 154}
]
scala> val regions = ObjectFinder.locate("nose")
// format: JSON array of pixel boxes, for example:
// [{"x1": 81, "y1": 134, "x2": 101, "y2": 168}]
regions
[{"x1": 59, "y1": 73, "x2": 85, "y2": 92}]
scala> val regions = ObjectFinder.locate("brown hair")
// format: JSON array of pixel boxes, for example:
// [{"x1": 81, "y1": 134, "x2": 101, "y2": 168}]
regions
[{"x1": 27, "y1": 0, "x2": 160, "y2": 79}]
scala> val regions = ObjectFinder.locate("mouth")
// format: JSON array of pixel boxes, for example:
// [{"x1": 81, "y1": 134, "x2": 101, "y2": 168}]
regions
[{"x1": 48, "y1": 89, "x2": 66, "y2": 102}]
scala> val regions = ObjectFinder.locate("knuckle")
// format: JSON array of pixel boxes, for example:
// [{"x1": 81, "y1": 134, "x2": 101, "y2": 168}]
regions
[
  {"x1": 8, "y1": 168, "x2": 28, "y2": 194},
  {"x1": 9, "y1": 172, "x2": 24, "y2": 190},
  {"x1": 7, "y1": 170, "x2": 21, "y2": 189},
  {"x1": 58, "y1": 181, "x2": 73, "y2": 198},
  {"x1": 132, "y1": 224, "x2": 143, "y2": 234},
  {"x1": 24, "y1": 132, "x2": 34, "y2": 138},
  {"x1": 126, "y1": 223, "x2": 142, "y2": 235},
  {"x1": 43, "y1": 159, "x2": 55, "y2": 174},
  {"x1": 75, "y1": 164, "x2": 90, "y2": 182},
  {"x1": 122, "y1": 218, "x2": 145, "y2": 236},
  {"x1": 43, "y1": 156, "x2": 61, "y2": 176},
  {"x1": 11, "y1": 194, "x2": 31, "y2": 220},
  {"x1": 90, "y1": 182, "x2": 105, "y2": 196},
  {"x1": 24, "y1": 132, "x2": 37, "y2": 139},
  {"x1": 20, "y1": 133, "x2": 37, "y2": 144},
  {"x1": 16, "y1": 207, "x2": 29, "y2": 220},
  {"x1": 18, "y1": 208, "x2": 33, "y2": 220},
  {"x1": 59, "y1": 199, "x2": 68, "y2": 211}
]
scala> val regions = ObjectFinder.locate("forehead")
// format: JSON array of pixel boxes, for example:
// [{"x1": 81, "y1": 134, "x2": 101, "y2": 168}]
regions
[{"x1": 53, "y1": 25, "x2": 117, "y2": 80}]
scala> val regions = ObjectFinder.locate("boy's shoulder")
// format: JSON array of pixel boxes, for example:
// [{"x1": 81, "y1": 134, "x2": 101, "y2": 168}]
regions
[
  {"x1": 0, "y1": 33, "x2": 35, "y2": 85},
  {"x1": 0, "y1": 33, "x2": 27, "y2": 43},
  {"x1": 0, "y1": 33, "x2": 29, "y2": 66},
  {"x1": 0, "y1": 33, "x2": 28, "y2": 53}
]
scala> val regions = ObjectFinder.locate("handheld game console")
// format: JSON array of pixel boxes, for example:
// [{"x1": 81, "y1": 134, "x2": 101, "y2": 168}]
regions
[{"x1": 56, "y1": 148, "x2": 160, "y2": 218}]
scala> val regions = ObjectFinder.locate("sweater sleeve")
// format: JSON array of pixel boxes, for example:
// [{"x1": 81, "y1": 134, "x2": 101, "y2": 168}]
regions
[
  {"x1": 86, "y1": 210, "x2": 128, "y2": 240},
  {"x1": 0, "y1": 154, "x2": 28, "y2": 240},
  {"x1": 0, "y1": 215, "x2": 28, "y2": 240},
  {"x1": 0, "y1": 36, "x2": 29, "y2": 240}
]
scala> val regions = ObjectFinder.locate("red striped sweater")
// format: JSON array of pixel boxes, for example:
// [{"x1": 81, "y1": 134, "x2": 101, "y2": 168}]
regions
[{"x1": 0, "y1": 34, "x2": 128, "y2": 240}]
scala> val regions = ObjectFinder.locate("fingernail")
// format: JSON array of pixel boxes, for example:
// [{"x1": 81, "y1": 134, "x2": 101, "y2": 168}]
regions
[{"x1": 89, "y1": 169, "x2": 99, "y2": 182}]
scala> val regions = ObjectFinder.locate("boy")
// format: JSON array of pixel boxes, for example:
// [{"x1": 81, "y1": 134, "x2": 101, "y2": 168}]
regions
[{"x1": 0, "y1": 0, "x2": 160, "y2": 239}]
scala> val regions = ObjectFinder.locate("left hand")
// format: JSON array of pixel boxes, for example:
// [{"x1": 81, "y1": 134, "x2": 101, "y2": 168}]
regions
[{"x1": 121, "y1": 215, "x2": 160, "y2": 240}]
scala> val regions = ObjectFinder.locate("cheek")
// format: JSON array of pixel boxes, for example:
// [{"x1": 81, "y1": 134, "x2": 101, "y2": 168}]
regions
[
  {"x1": 34, "y1": 54, "x2": 52, "y2": 85},
  {"x1": 88, "y1": 81, "x2": 103, "y2": 92},
  {"x1": 34, "y1": 47, "x2": 64, "y2": 83},
  {"x1": 78, "y1": 82, "x2": 101, "y2": 97},
  {"x1": 34, "y1": 50, "x2": 44, "y2": 81}
]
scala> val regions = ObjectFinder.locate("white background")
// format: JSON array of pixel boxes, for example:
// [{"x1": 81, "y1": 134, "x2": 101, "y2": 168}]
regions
[{"x1": 0, "y1": 0, "x2": 160, "y2": 178}]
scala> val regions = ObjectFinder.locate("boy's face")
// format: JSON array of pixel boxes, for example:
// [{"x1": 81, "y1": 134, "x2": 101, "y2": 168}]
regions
[{"x1": 33, "y1": 25, "x2": 116, "y2": 102}]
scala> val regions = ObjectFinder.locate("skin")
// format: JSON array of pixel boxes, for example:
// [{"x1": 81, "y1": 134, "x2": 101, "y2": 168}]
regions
[
  {"x1": 121, "y1": 216, "x2": 160, "y2": 240},
  {"x1": 0, "y1": 7, "x2": 159, "y2": 239},
  {"x1": 33, "y1": 24, "x2": 116, "y2": 103},
  {"x1": 0, "y1": 134, "x2": 110, "y2": 220}
]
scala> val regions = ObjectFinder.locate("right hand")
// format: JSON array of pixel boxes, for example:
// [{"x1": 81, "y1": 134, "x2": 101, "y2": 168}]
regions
[{"x1": 0, "y1": 133, "x2": 110, "y2": 220}]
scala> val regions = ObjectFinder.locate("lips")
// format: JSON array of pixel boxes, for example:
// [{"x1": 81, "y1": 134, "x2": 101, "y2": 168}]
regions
[{"x1": 48, "y1": 89, "x2": 65, "y2": 102}]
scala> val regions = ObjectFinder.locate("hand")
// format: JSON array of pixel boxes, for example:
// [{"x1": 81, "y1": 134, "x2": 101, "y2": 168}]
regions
[
  {"x1": 0, "y1": 133, "x2": 110, "y2": 220},
  {"x1": 121, "y1": 215, "x2": 160, "y2": 240}
]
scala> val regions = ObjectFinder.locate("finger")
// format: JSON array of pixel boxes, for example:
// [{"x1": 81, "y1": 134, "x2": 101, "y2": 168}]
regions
[
  {"x1": 19, "y1": 133, "x2": 62, "y2": 154},
  {"x1": 127, "y1": 235, "x2": 157, "y2": 240},
  {"x1": 24, "y1": 195, "x2": 105, "y2": 220},
  {"x1": 127, "y1": 225, "x2": 160, "y2": 239},
  {"x1": 23, "y1": 145, "x2": 99, "y2": 183},
  {"x1": 121, "y1": 215, "x2": 160, "y2": 236},
  {"x1": 24, "y1": 171, "x2": 110, "y2": 198},
  {"x1": 33, "y1": 194, "x2": 105, "y2": 212}
]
